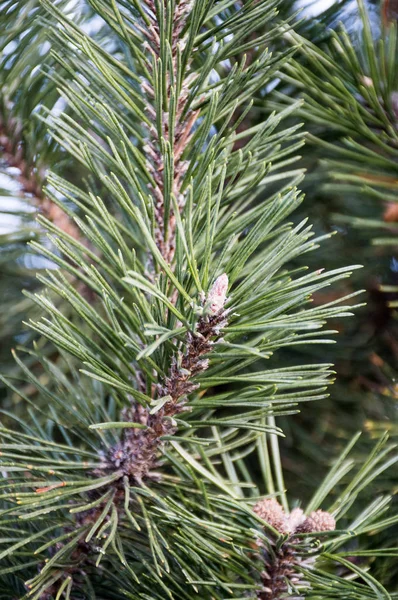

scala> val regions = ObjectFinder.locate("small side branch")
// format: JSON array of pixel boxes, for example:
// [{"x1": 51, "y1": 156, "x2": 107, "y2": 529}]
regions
[
  {"x1": 105, "y1": 274, "x2": 229, "y2": 482},
  {"x1": 0, "y1": 118, "x2": 81, "y2": 240},
  {"x1": 253, "y1": 498, "x2": 336, "y2": 599}
]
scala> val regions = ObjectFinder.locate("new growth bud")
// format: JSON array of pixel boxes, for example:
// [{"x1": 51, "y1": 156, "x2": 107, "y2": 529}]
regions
[
  {"x1": 253, "y1": 500, "x2": 336, "y2": 599},
  {"x1": 207, "y1": 273, "x2": 228, "y2": 315},
  {"x1": 253, "y1": 499, "x2": 336, "y2": 536}
]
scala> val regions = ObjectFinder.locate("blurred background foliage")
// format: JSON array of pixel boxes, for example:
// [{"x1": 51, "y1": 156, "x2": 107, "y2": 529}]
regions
[
  {"x1": 269, "y1": 0, "x2": 398, "y2": 497},
  {"x1": 0, "y1": 0, "x2": 113, "y2": 411}
]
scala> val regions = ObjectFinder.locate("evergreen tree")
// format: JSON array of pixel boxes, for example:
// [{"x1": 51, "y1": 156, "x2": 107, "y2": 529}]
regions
[{"x1": 0, "y1": 1, "x2": 397, "y2": 599}]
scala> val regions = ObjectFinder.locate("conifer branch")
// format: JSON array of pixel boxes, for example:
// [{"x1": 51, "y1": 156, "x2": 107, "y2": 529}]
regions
[
  {"x1": 103, "y1": 274, "x2": 229, "y2": 483},
  {"x1": 21, "y1": 277, "x2": 229, "y2": 596},
  {"x1": 3, "y1": 2, "x2": 395, "y2": 599},
  {"x1": 141, "y1": 0, "x2": 199, "y2": 262}
]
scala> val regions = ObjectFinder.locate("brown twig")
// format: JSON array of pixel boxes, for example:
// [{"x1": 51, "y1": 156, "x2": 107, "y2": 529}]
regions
[
  {"x1": 0, "y1": 118, "x2": 82, "y2": 241},
  {"x1": 104, "y1": 274, "x2": 229, "y2": 483}
]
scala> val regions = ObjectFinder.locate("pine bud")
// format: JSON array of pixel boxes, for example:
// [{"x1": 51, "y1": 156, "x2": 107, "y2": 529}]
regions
[
  {"x1": 361, "y1": 75, "x2": 373, "y2": 87},
  {"x1": 207, "y1": 274, "x2": 228, "y2": 314},
  {"x1": 296, "y1": 509, "x2": 336, "y2": 533},
  {"x1": 253, "y1": 498, "x2": 288, "y2": 533}
]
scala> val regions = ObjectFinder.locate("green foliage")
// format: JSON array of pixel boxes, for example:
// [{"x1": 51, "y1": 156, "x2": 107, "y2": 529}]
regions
[
  {"x1": 0, "y1": 0, "x2": 97, "y2": 393},
  {"x1": 0, "y1": 0, "x2": 397, "y2": 599},
  {"x1": 270, "y1": 0, "x2": 398, "y2": 430}
]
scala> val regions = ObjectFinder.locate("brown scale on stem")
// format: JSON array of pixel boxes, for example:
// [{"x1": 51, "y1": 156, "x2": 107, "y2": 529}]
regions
[
  {"x1": 100, "y1": 1, "x2": 218, "y2": 485},
  {"x1": 104, "y1": 274, "x2": 229, "y2": 483}
]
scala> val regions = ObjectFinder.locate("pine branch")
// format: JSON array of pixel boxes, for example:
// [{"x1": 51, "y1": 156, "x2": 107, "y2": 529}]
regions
[
  {"x1": 244, "y1": 432, "x2": 398, "y2": 599},
  {"x1": 275, "y1": 3, "x2": 398, "y2": 214},
  {"x1": 139, "y1": 0, "x2": 199, "y2": 262},
  {"x1": 0, "y1": 0, "x2": 104, "y2": 381},
  {"x1": 101, "y1": 274, "x2": 229, "y2": 483}
]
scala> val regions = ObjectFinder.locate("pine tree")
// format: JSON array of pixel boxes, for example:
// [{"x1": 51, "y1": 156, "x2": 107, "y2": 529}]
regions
[{"x1": 1, "y1": 1, "x2": 398, "y2": 599}]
